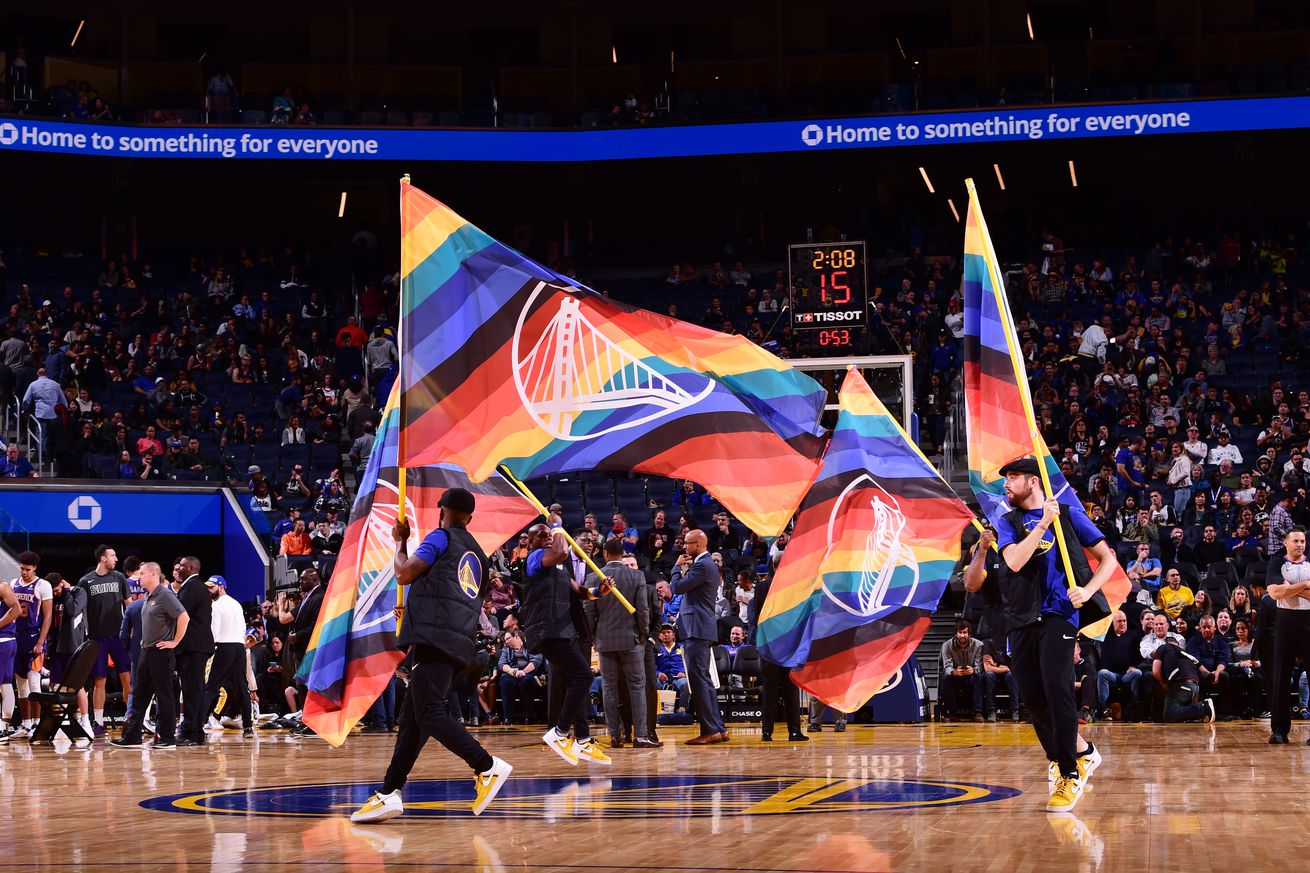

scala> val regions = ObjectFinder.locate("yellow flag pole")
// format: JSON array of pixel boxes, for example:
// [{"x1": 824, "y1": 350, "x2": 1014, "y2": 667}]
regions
[
  {"x1": 967, "y1": 178, "x2": 1078, "y2": 592},
  {"x1": 395, "y1": 173, "x2": 411, "y2": 634},
  {"x1": 497, "y1": 465, "x2": 636, "y2": 614}
]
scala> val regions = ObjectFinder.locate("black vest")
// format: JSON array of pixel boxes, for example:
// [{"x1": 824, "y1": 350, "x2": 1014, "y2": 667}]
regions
[
  {"x1": 519, "y1": 549, "x2": 576, "y2": 652},
  {"x1": 398, "y1": 525, "x2": 488, "y2": 668},
  {"x1": 999, "y1": 504, "x2": 1111, "y2": 631}
]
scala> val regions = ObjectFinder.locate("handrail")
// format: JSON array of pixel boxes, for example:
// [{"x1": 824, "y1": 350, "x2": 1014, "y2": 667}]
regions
[{"x1": 940, "y1": 375, "x2": 966, "y2": 483}]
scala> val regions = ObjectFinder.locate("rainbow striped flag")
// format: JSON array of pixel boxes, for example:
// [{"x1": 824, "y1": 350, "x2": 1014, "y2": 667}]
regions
[
  {"x1": 397, "y1": 180, "x2": 824, "y2": 536},
  {"x1": 755, "y1": 368, "x2": 976, "y2": 711},
  {"x1": 961, "y1": 179, "x2": 1129, "y2": 639},
  {"x1": 300, "y1": 382, "x2": 539, "y2": 746}
]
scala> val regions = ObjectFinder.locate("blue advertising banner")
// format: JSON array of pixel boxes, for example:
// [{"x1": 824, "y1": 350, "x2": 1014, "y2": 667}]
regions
[
  {"x1": 0, "y1": 490, "x2": 221, "y2": 535},
  {"x1": 0, "y1": 95, "x2": 1307, "y2": 162}
]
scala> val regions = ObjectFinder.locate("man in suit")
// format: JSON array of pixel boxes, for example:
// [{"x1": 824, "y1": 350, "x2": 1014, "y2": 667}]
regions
[
  {"x1": 671, "y1": 529, "x2": 727, "y2": 744},
  {"x1": 287, "y1": 567, "x2": 325, "y2": 736},
  {"x1": 748, "y1": 572, "x2": 808, "y2": 742},
  {"x1": 174, "y1": 555, "x2": 214, "y2": 746},
  {"x1": 585, "y1": 539, "x2": 656, "y2": 749}
]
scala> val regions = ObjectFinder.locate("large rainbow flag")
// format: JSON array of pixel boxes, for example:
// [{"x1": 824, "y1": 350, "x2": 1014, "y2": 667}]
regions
[
  {"x1": 396, "y1": 180, "x2": 825, "y2": 536},
  {"x1": 755, "y1": 368, "x2": 976, "y2": 711},
  {"x1": 961, "y1": 178, "x2": 1128, "y2": 639},
  {"x1": 300, "y1": 382, "x2": 538, "y2": 746}
]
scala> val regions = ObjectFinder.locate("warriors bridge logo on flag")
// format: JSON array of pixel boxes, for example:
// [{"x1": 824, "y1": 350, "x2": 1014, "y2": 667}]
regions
[
  {"x1": 755, "y1": 368, "x2": 975, "y2": 712},
  {"x1": 300, "y1": 382, "x2": 538, "y2": 746},
  {"x1": 396, "y1": 180, "x2": 825, "y2": 536},
  {"x1": 960, "y1": 178, "x2": 1129, "y2": 640}
]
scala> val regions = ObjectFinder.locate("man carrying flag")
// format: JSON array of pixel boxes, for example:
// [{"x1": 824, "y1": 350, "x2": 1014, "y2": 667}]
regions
[
  {"x1": 962, "y1": 177, "x2": 1129, "y2": 814},
  {"x1": 351, "y1": 488, "x2": 513, "y2": 823},
  {"x1": 994, "y1": 458, "x2": 1119, "y2": 812}
]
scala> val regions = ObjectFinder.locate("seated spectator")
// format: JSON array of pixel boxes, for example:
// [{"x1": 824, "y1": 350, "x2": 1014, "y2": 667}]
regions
[
  {"x1": 309, "y1": 520, "x2": 342, "y2": 555},
  {"x1": 488, "y1": 572, "x2": 517, "y2": 618},
  {"x1": 281, "y1": 414, "x2": 306, "y2": 446},
  {"x1": 249, "y1": 480, "x2": 275, "y2": 512},
  {"x1": 1141, "y1": 611, "x2": 1185, "y2": 659},
  {"x1": 1186, "y1": 615, "x2": 1234, "y2": 717},
  {"x1": 1073, "y1": 642, "x2": 1098, "y2": 723},
  {"x1": 1155, "y1": 568, "x2": 1195, "y2": 619},
  {"x1": 272, "y1": 507, "x2": 302, "y2": 540},
  {"x1": 1229, "y1": 618, "x2": 1264, "y2": 717},
  {"x1": 279, "y1": 464, "x2": 312, "y2": 501},
  {"x1": 1152, "y1": 636, "x2": 1216, "y2": 723},
  {"x1": 279, "y1": 519, "x2": 312, "y2": 556},
  {"x1": 135, "y1": 425, "x2": 164, "y2": 458},
  {"x1": 140, "y1": 447, "x2": 167, "y2": 480},
  {"x1": 1098, "y1": 611, "x2": 1144, "y2": 719},
  {"x1": 0, "y1": 443, "x2": 35, "y2": 478},
  {"x1": 981, "y1": 635, "x2": 1020, "y2": 722},
  {"x1": 115, "y1": 450, "x2": 137, "y2": 479},
  {"x1": 177, "y1": 436, "x2": 210, "y2": 474},
  {"x1": 654, "y1": 624, "x2": 689, "y2": 712},
  {"x1": 1180, "y1": 589, "x2": 1214, "y2": 627},
  {"x1": 1122, "y1": 508, "x2": 1159, "y2": 544},
  {"x1": 496, "y1": 631, "x2": 541, "y2": 724},
  {"x1": 1127, "y1": 542, "x2": 1162, "y2": 593},
  {"x1": 938, "y1": 620, "x2": 984, "y2": 722},
  {"x1": 1193, "y1": 525, "x2": 1228, "y2": 567}
]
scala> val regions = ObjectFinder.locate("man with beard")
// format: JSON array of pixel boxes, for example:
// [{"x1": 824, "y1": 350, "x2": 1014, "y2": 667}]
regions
[{"x1": 994, "y1": 458, "x2": 1121, "y2": 813}]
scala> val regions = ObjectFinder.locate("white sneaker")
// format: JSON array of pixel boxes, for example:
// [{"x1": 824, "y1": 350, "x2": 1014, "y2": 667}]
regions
[
  {"x1": 542, "y1": 727, "x2": 580, "y2": 766},
  {"x1": 351, "y1": 790, "x2": 403, "y2": 823},
  {"x1": 221, "y1": 716, "x2": 242, "y2": 730},
  {"x1": 9, "y1": 725, "x2": 31, "y2": 740},
  {"x1": 0, "y1": 728, "x2": 11, "y2": 744},
  {"x1": 472, "y1": 757, "x2": 514, "y2": 816},
  {"x1": 206, "y1": 716, "x2": 225, "y2": 732}
]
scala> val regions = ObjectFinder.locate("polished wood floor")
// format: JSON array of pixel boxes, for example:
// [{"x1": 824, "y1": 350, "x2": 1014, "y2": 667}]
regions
[{"x1": 4, "y1": 719, "x2": 1308, "y2": 872}]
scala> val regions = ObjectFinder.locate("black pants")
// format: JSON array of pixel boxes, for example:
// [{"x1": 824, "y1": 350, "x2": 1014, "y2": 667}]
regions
[
  {"x1": 760, "y1": 661, "x2": 802, "y2": 736},
  {"x1": 204, "y1": 642, "x2": 252, "y2": 730},
  {"x1": 539, "y1": 637, "x2": 592, "y2": 739},
  {"x1": 1009, "y1": 619, "x2": 1079, "y2": 778},
  {"x1": 382, "y1": 656, "x2": 494, "y2": 793},
  {"x1": 1270, "y1": 609, "x2": 1310, "y2": 735},
  {"x1": 121, "y1": 648, "x2": 176, "y2": 743},
  {"x1": 176, "y1": 650, "x2": 211, "y2": 743}
]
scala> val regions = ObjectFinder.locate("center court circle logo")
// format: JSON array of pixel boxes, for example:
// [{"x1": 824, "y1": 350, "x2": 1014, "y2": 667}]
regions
[
  {"x1": 457, "y1": 551, "x2": 482, "y2": 599},
  {"x1": 140, "y1": 774, "x2": 1020, "y2": 819},
  {"x1": 801, "y1": 124, "x2": 824, "y2": 146},
  {"x1": 67, "y1": 495, "x2": 102, "y2": 530}
]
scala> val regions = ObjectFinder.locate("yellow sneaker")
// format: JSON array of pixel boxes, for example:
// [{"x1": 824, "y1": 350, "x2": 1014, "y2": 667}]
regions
[
  {"x1": 351, "y1": 789, "x2": 403, "y2": 823},
  {"x1": 1048, "y1": 760, "x2": 1059, "y2": 790},
  {"x1": 543, "y1": 727, "x2": 580, "y2": 766},
  {"x1": 573, "y1": 737, "x2": 613, "y2": 766},
  {"x1": 1046, "y1": 775, "x2": 1083, "y2": 813},
  {"x1": 472, "y1": 756, "x2": 513, "y2": 816},
  {"x1": 1076, "y1": 745, "x2": 1102, "y2": 784}
]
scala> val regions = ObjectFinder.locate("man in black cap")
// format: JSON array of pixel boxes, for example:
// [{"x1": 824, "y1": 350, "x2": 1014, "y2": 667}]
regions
[
  {"x1": 351, "y1": 488, "x2": 513, "y2": 823},
  {"x1": 993, "y1": 457, "x2": 1122, "y2": 813}
]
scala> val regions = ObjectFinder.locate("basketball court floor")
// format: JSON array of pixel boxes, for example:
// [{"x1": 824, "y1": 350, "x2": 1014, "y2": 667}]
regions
[{"x1": 3, "y1": 721, "x2": 1303, "y2": 872}]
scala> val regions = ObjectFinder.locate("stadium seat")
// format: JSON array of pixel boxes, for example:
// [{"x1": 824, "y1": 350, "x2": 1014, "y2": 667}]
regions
[{"x1": 730, "y1": 645, "x2": 763, "y2": 705}]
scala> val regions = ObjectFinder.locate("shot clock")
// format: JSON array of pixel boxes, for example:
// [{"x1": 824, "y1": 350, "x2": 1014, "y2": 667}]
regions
[{"x1": 788, "y1": 241, "x2": 868, "y2": 352}]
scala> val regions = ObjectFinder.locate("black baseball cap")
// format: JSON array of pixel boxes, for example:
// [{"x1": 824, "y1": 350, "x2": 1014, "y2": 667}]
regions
[
  {"x1": 438, "y1": 487, "x2": 476, "y2": 514},
  {"x1": 999, "y1": 457, "x2": 1041, "y2": 477}
]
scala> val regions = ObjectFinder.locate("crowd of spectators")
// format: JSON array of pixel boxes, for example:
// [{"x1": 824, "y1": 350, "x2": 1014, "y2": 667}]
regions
[{"x1": 6, "y1": 213, "x2": 1310, "y2": 729}]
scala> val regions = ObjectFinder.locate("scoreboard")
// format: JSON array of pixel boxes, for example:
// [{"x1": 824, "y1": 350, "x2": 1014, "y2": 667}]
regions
[{"x1": 787, "y1": 241, "x2": 868, "y2": 352}]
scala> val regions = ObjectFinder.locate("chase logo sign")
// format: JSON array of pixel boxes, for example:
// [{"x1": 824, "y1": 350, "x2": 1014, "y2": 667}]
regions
[
  {"x1": 67, "y1": 496, "x2": 102, "y2": 531},
  {"x1": 457, "y1": 551, "x2": 482, "y2": 599},
  {"x1": 140, "y1": 774, "x2": 1020, "y2": 819},
  {"x1": 801, "y1": 124, "x2": 824, "y2": 146},
  {"x1": 0, "y1": 123, "x2": 18, "y2": 146}
]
